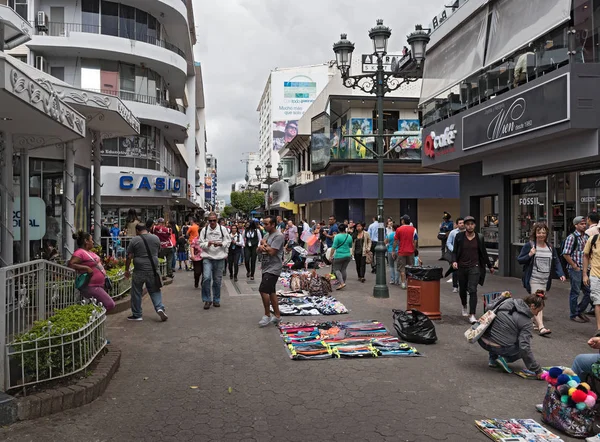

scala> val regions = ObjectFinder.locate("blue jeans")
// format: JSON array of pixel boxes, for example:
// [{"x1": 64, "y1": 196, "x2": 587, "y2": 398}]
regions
[
  {"x1": 478, "y1": 340, "x2": 521, "y2": 363},
  {"x1": 569, "y1": 268, "x2": 591, "y2": 318},
  {"x1": 202, "y1": 258, "x2": 225, "y2": 303},
  {"x1": 387, "y1": 252, "x2": 398, "y2": 284},
  {"x1": 130, "y1": 271, "x2": 165, "y2": 318},
  {"x1": 572, "y1": 354, "x2": 600, "y2": 378}
]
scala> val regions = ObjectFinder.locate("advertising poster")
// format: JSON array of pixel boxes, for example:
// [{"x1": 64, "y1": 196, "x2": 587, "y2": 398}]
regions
[
  {"x1": 349, "y1": 118, "x2": 373, "y2": 159},
  {"x1": 204, "y1": 176, "x2": 212, "y2": 202},
  {"x1": 394, "y1": 119, "x2": 422, "y2": 152},
  {"x1": 271, "y1": 66, "x2": 330, "y2": 150}
]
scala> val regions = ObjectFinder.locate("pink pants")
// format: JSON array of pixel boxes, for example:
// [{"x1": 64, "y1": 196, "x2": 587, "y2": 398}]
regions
[{"x1": 82, "y1": 285, "x2": 116, "y2": 311}]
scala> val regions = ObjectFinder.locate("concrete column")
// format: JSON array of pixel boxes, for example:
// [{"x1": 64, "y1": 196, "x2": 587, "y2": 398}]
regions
[
  {"x1": 19, "y1": 148, "x2": 29, "y2": 263},
  {"x1": 0, "y1": 132, "x2": 13, "y2": 266},
  {"x1": 0, "y1": 24, "x2": 5, "y2": 52},
  {"x1": 63, "y1": 142, "x2": 75, "y2": 259},
  {"x1": 92, "y1": 132, "x2": 102, "y2": 245},
  {"x1": 185, "y1": 75, "x2": 196, "y2": 206}
]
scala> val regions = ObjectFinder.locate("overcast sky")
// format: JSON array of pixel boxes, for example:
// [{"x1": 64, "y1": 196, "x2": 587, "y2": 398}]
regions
[{"x1": 194, "y1": 0, "x2": 445, "y2": 203}]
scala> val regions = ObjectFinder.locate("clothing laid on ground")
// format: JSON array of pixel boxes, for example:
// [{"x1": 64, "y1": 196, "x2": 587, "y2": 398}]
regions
[
  {"x1": 127, "y1": 234, "x2": 160, "y2": 272},
  {"x1": 262, "y1": 230, "x2": 285, "y2": 276}
]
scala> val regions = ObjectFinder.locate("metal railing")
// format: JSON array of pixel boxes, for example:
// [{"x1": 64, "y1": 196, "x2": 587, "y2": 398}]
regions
[
  {"x1": 0, "y1": 259, "x2": 86, "y2": 390},
  {"x1": 40, "y1": 22, "x2": 185, "y2": 58},
  {"x1": 85, "y1": 90, "x2": 186, "y2": 113}
]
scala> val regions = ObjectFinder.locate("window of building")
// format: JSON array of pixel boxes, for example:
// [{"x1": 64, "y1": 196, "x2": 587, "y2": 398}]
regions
[
  {"x1": 147, "y1": 15, "x2": 158, "y2": 44},
  {"x1": 119, "y1": 62, "x2": 135, "y2": 99},
  {"x1": 579, "y1": 169, "x2": 600, "y2": 214},
  {"x1": 100, "y1": 125, "x2": 161, "y2": 171},
  {"x1": 50, "y1": 67, "x2": 65, "y2": 81},
  {"x1": 82, "y1": 0, "x2": 99, "y2": 33},
  {"x1": 101, "y1": 1, "x2": 119, "y2": 36},
  {"x1": 8, "y1": 0, "x2": 27, "y2": 20},
  {"x1": 135, "y1": 9, "x2": 148, "y2": 42},
  {"x1": 119, "y1": 4, "x2": 135, "y2": 39},
  {"x1": 511, "y1": 177, "x2": 548, "y2": 244}
]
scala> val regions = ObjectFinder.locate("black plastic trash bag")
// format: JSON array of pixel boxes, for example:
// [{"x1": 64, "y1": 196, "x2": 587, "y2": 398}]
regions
[
  {"x1": 392, "y1": 309, "x2": 438, "y2": 345},
  {"x1": 405, "y1": 266, "x2": 443, "y2": 281}
]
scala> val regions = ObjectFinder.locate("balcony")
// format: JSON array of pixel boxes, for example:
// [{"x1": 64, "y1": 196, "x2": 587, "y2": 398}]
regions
[
  {"x1": 85, "y1": 89, "x2": 186, "y2": 114},
  {"x1": 296, "y1": 171, "x2": 313, "y2": 185},
  {"x1": 40, "y1": 22, "x2": 185, "y2": 58}
]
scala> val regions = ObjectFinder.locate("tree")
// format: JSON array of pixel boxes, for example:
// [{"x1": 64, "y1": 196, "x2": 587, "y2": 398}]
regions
[
  {"x1": 222, "y1": 205, "x2": 236, "y2": 218},
  {"x1": 230, "y1": 191, "x2": 264, "y2": 216}
]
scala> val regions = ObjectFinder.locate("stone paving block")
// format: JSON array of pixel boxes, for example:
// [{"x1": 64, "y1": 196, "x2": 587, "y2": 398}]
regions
[
  {"x1": 67, "y1": 384, "x2": 86, "y2": 408},
  {"x1": 48, "y1": 389, "x2": 64, "y2": 414},
  {"x1": 35, "y1": 392, "x2": 53, "y2": 417},
  {"x1": 16, "y1": 394, "x2": 40, "y2": 421}
]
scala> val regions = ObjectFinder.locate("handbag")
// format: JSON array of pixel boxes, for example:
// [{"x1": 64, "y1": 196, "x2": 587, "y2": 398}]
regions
[
  {"x1": 81, "y1": 250, "x2": 112, "y2": 291},
  {"x1": 140, "y1": 234, "x2": 163, "y2": 288},
  {"x1": 437, "y1": 232, "x2": 448, "y2": 241},
  {"x1": 365, "y1": 251, "x2": 374, "y2": 265},
  {"x1": 464, "y1": 295, "x2": 510, "y2": 343},
  {"x1": 541, "y1": 384, "x2": 595, "y2": 438},
  {"x1": 75, "y1": 272, "x2": 91, "y2": 290}
]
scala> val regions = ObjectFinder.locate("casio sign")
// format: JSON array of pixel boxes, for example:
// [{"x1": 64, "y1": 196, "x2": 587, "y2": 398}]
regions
[{"x1": 424, "y1": 125, "x2": 457, "y2": 158}]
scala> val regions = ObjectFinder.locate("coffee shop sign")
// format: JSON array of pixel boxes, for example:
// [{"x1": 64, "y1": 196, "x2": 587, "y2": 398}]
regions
[{"x1": 424, "y1": 124, "x2": 457, "y2": 158}]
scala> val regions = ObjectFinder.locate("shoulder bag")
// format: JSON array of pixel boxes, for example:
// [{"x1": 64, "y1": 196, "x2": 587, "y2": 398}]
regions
[
  {"x1": 140, "y1": 235, "x2": 163, "y2": 288},
  {"x1": 82, "y1": 250, "x2": 113, "y2": 291},
  {"x1": 464, "y1": 295, "x2": 510, "y2": 343}
]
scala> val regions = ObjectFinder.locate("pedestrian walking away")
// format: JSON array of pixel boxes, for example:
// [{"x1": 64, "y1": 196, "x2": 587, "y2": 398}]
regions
[
  {"x1": 393, "y1": 215, "x2": 418, "y2": 289},
  {"x1": 368, "y1": 217, "x2": 379, "y2": 273},
  {"x1": 244, "y1": 220, "x2": 262, "y2": 280},
  {"x1": 385, "y1": 223, "x2": 399, "y2": 285},
  {"x1": 151, "y1": 218, "x2": 175, "y2": 279},
  {"x1": 68, "y1": 230, "x2": 116, "y2": 311},
  {"x1": 190, "y1": 229, "x2": 203, "y2": 288},
  {"x1": 563, "y1": 216, "x2": 592, "y2": 324},
  {"x1": 331, "y1": 223, "x2": 353, "y2": 290},
  {"x1": 228, "y1": 225, "x2": 244, "y2": 282},
  {"x1": 446, "y1": 217, "x2": 465, "y2": 293},
  {"x1": 517, "y1": 222, "x2": 566, "y2": 336},
  {"x1": 200, "y1": 212, "x2": 231, "y2": 310},
  {"x1": 450, "y1": 215, "x2": 495, "y2": 324},
  {"x1": 438, "y1": 212, "x2": 454, "y2": 260},
  {"x1": 176, "y1": 234, "x2": 189, "y2": 271},
  {"x1": 124, "y1": 223, "x2": 168, "y2": 322},
  {"x1": 583, "y1": 231, "x2": 600, "y2": 335},
  {"x1": 352, "y1": 222, "x2": 371, "y2": 283},
  {"x1": 258, "y1": 216, "x2": 285, "y2": 327}
]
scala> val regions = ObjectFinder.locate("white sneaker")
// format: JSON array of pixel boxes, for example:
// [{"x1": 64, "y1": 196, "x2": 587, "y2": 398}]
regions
[
  {"x1": 258, "y1": 315, "x2": 271, "y2": 327},
  {"x1": 401, "y1": 282, "x2": 407, "y2": 289},
  {"x1": 469, "y1": 314, "x2": 477, "y2": 324},
  {"x1": 461, "y1": 306, "x2": 468, "y2": 317},
  {"x1": 270, "y1": 316, "x2": 282, "y2": 326},
  {"x1": 452, "y1": 287, "x2": 458, "y2": 293},
  {"x1": 586, "y1": 435, "x2": 600, "y2": 441}
]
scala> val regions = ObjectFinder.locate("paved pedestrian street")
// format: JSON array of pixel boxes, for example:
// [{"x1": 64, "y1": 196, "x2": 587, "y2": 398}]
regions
[{"x1": 0, "y1": 250, "x2": 593, "y2": 441}]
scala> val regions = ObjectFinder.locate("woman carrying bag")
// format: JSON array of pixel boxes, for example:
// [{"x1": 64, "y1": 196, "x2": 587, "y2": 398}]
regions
[
  {"x1": 351, "y1": 222, "x2": 371, "y2": 283},
  {"x1": 331, "y1": 224, "x2": 353, "y2": 290},
  {"x1": 517, "y1": 222, "x2": 565, "y2": 337}
]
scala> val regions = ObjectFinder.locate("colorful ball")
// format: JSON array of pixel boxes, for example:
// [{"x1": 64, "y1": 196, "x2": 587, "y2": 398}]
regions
[
  {"x1": 576, "y1": 402, "x2": 587, "y2": 411},
  {"x1": 581, "y1": 382, "x2": 591, "y2": 391},
  {"x1": 557, "y1": 385, "x2": 570, "y2": 396},
  {"x1": 561, "y1": 395, "x2": 569, "y2": 404},
  {"x1": 577, "y1": 385, "x2": 589, "y2": 394},
  {"x1": 556, "y1": 374, "x2": 571, "y2": 386},
  {"x1": 541, "y1": 372, "x2": 550, "y2": 381},
  {"x1": 569, "y1": 387, "x2": 577, "y2": 397},
  {"x1": 563, "y1": 368, "x2": 576, "y2": 376},
  {"x1": 590, "y1": 391, "x2": 598, "y2": 400},
  {"x1": 573, "y1": 376, "x2": 582, "y2": 384},
  {"x1": 572, "y1": 390, "x2": 588, "y2": 403},
  {"x1": 568, "y1": 380, "x2": 579, "y2": 389},
  {"x1": 585, "y1": 396, "x2": 597, "y2": 408},
  {"x1": 548, "y1": 367, "x2": 563, "y2": 378}
]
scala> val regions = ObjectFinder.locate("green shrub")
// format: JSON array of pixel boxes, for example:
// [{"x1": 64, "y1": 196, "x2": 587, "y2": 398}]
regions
[{"x1": 11, "y1": 304, "x2": 104, "y2": 382}]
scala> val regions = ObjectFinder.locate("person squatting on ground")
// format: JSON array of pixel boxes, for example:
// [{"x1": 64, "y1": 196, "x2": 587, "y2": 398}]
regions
[
  {"x1": 331, "y1": 223, "x2": 353, "y2": 290},
  {"x1": 451, "y1": 216, "x2": 495, "y2": 324},
  {"x1": 257, "y1": 216, "x2": 285, "y2": 327},
  {"x1": 351, "y1": 222, "x2": 371, "y2": 283},
  {"x1": 228, "y1": 225, "x2": 244, "y2": 282},
  {"x1": 478, "y1": 291, "x2": 545, "y2": 378},
  {"x1": 69, "y1": 231, "x2": 116, "y2": 311},
  {"x1": 563, "y1": 216, "x2": 592, "y2": 324},
  {"x1": 244, "y1": 220, "x2": 262, "y2": 280},
  {"x1": 199, "y1": 212, "x2": 231, "y2": 310},
  {"x1": 124, "y1": 223, "x2": 168, "y2": 322},
  {"x1": 518, "y1": 222, "x2": 565, "y2": 337}
]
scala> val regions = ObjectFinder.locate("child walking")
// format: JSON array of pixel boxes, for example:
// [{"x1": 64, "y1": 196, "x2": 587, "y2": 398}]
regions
[{"x1": 176, "y1": 235, "x2": 189, "y2": 271}]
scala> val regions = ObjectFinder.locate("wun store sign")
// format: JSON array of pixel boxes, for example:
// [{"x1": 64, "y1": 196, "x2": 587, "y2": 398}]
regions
[{"x1": 103, "y1": 173, "x2": 187, "y2": 198}]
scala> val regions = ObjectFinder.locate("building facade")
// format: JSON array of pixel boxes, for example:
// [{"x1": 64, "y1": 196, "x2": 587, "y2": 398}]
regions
[
  {"x1": 9, "y1": 0, "x2": 206, "y2": 227},
  {"x1": 418, "y1": 0, "x2": 595, "y2": 275},
  {"x1": 257, "y1": 64, "x2": 333, "y2": 171}
]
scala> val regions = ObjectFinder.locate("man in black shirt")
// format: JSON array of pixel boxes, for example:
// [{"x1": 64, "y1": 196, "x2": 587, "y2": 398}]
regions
[{"x1": 451, "y1": 216, "x2": 495, "y2": 324}]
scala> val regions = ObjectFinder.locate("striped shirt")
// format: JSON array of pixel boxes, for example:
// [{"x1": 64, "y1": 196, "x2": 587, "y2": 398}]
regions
[{"x1": 562, "y1": 231, "x2": 589, "y2": 269}]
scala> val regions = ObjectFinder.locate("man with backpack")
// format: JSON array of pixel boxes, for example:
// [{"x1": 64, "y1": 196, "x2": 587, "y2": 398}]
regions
[
  {"x1": 583, "y1": 230, "x2": 600, "y2": 335},
  {"x1": 563, "y1": 216, "x2": 591, "y2": 324},
  {"x1": 199, "y1": 212, "x2": 231, "y2": 310}
]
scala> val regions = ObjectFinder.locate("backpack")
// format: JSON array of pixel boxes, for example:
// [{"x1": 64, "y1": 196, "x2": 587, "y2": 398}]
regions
[{"x1": 203, "y1": 225, "x2": 225, "y2": 240}]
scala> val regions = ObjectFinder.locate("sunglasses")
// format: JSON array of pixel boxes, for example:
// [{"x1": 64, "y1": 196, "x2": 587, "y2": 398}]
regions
[{"x1": 208, "y1": 219, "x2": 217, "y2": 223}]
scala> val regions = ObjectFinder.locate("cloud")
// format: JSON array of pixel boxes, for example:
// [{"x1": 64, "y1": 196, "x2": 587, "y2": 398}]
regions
[{"x1": 194, "y1": 0, "x2": 445, "y2": 203}]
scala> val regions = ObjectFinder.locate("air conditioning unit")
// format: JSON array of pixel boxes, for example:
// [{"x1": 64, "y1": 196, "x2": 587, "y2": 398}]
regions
[
  {"x1": 35, "y1": 56, "x2": 47, "y2": 73},
  {"x1": 36, "y1": 11, "x2": 48, "y2": 31}
]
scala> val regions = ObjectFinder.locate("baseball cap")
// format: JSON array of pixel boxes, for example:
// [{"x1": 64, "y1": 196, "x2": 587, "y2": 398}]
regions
[
  {"x1": 157, "y1": 217, "x2": 165, "y2": 223},
  {"x1": 464, "y1": 216, "x2": 476, "y2": 223},
  {"x1": 573, "y1": 216, "x2": 585, "y2": 225}
]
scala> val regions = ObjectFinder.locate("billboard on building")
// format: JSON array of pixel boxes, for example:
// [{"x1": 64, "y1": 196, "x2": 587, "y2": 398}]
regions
[
  {"x1": 271, "y1": 66, "x2": 330, "y2": 151},
  {"x1": 204, "y1": 176, "x2": 212, "y2": 202}
]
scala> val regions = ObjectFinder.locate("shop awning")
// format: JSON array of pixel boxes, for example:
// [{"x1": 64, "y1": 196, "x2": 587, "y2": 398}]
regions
[{"x1": 279, "y1": 135, "x2": 311, "y2": 158}]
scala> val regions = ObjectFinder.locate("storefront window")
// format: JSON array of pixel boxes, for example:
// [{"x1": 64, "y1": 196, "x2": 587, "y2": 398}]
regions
[
  {"x1": 101, "y1": 124, "x2": 161, "y2": 170},
  {"x1": 579, "y1": 170, "x2": 600, "y2": 215},
  {"x1": 511, "y1": 177, "x2": 548, "y2": 244},
  {"x1": 82, "y1": 0, "x2": 99, "y2": 33}
]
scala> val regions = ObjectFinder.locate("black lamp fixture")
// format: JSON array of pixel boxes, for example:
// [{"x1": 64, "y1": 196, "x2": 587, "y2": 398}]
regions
[
  {"x1": 255, "y1": 165, "x2": 261, "y2": 180},
  {"x1": 368, "y1": 19, "x2": 391, "y2": 58},
  {"x1": 332, "y1": 33, "x2": 355, "y2": 78},
  {"x1": 277, "y1": 163, "x2": 283, "y2": 180},
  {"x1": 265, "y1": 161, "x2": 272, "y2": 178},
  {"x1": 406, "y1": 24, "x2": 431, "y2": 67}
]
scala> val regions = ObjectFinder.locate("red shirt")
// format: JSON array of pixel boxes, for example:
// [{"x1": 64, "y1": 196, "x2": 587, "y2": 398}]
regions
[
  {"x1": 152, "y1": 225, "x2": 173, "y2": 248},
  {"x1": 394, "y1": 225, "x2": 416, "y2": 256}
]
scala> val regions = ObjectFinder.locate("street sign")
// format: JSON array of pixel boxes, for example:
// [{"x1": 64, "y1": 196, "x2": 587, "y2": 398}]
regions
[{"x1": 361, "y1": 53, "x2": 410, "y2": 74}]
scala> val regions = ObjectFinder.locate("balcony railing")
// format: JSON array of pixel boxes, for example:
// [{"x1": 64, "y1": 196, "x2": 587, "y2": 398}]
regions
[
  {"x1": 85, "y1": 89, "x2": 186, "y2": 114},
  {"x1": 39, "y1": 22, "x2": 185, "y2": 59}
]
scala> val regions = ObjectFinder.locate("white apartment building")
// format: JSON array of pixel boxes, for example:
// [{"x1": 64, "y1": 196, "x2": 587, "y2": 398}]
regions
[
  {"x1": 6, "y1": 0, "x2": 207, "y2": 225},
  {"x1": 256, "y1": 64, "x2": 333, "y2": 172}
]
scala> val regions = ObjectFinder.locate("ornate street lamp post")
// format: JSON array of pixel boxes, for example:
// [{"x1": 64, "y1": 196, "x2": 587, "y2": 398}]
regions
[
  {"x1": 255, "y1": 161, "x2": 282, "y2": 212},
  {"x1": 333, "y1": 21, "x2": 430, "y2": 299}
]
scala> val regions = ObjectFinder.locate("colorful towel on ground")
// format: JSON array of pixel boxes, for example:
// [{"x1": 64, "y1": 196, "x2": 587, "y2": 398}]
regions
[
  {"x1": 475, "y1": 419, "x2": 564, "y2": 442},
  {"x1": 278, "y1": 320, "x2": 422, "y2": 360},
  {"x1": 273, "y1": 296, "x2": 349, "y2": 316}
]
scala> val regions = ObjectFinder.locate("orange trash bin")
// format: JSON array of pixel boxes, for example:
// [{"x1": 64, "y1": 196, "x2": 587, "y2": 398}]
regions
[{"x1": 406, "y1": 266, "x2": 443, "y2": 320}]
